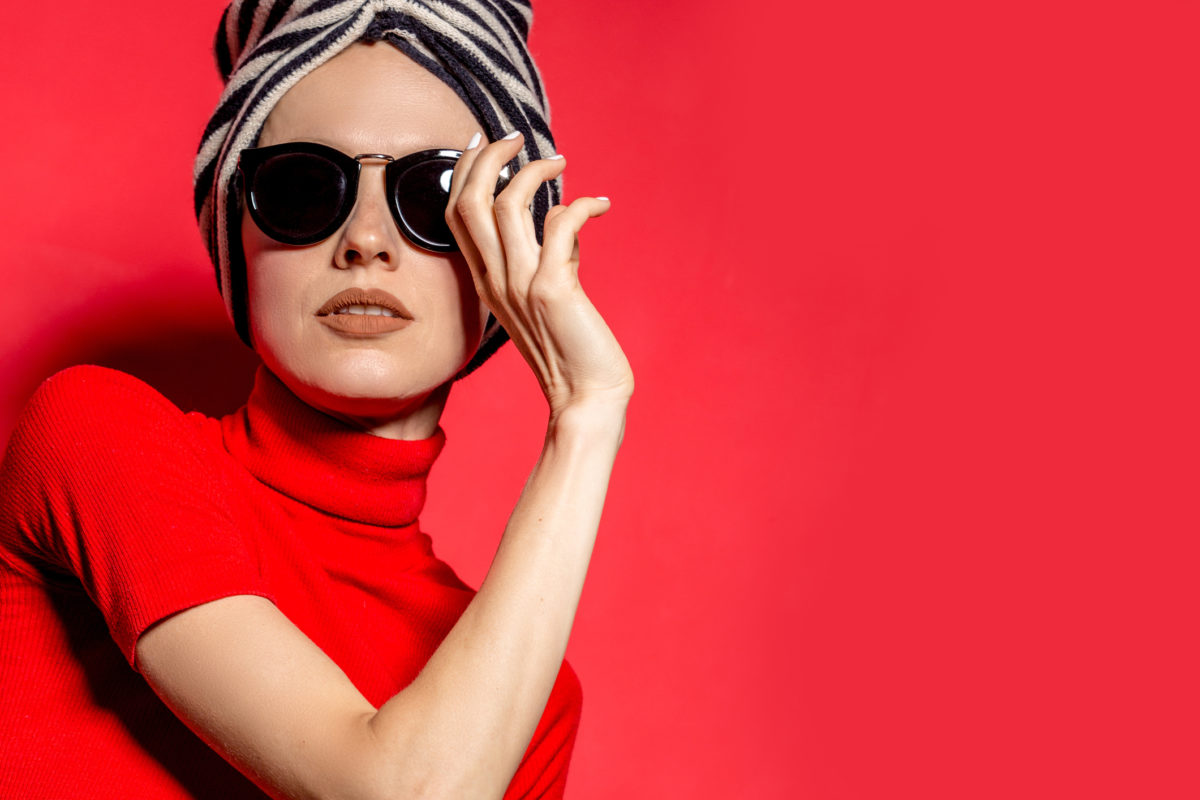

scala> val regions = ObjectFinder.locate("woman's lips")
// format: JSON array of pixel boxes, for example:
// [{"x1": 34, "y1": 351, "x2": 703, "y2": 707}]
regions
[{"x1": 316, "y1": 287, "x2": 413, "y2": 335}]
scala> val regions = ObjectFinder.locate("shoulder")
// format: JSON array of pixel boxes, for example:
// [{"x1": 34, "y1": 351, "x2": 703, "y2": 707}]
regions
[
  {"x1": 23, "y1": 364, "x2": 183, "y2": 423},
  {"x1": 3, "y1": 366, "x2": 211, "y2": 498},
  {"x1": 13, "y1": 365, "x2": 197, "y2": 451},
  {"x1": 3, "y1": 365, "x2": 238, "y2": 551},
  {"x1": 2, "y1": 369, "x2": 265, "y2": 663}
]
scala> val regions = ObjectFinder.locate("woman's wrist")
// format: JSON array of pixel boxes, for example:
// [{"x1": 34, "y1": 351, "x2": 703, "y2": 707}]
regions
[{"x1": 545, "y1": 393, "x2": 629, "y2": 450}]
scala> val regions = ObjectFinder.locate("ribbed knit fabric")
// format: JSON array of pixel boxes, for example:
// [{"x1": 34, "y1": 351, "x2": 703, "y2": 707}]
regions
[{"x1": 0, "y1": 365, "x2": 580, "y2": 799}]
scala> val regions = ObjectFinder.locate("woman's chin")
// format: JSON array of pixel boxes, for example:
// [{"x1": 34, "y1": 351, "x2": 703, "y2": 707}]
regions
[
  {"x1": 330, "y1": 377, "x2": 440, "y2": 411},
  {"x1": 269, "y1": 362, "x2": 436, "y2": 419}
]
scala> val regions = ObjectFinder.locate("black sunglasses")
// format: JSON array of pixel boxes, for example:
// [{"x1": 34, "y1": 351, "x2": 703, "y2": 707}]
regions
[{"x1": 237, "y1": 141, "x2": 510, "y2": 252}]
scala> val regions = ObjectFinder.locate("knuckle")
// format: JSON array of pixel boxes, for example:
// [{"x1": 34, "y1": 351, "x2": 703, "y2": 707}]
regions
[
  {"x1": 505, "y1": 282, "x2": 526, "y2": 307},
  {"x1": 529, "y1": 272, "x2": 570, "y2": 303},
  {"x1": 492, "y1": 195, "x2": 525, "y2": 217},
  {"x1": 454, "y1": 196, "x2": 472, "y2": 218},
  {"x1": 456, "y1": 185, "x2": 489, "y2": 212},
  {"x1": 547, "y1": 207, "x2": 581, "y2": 231},
  {"x1": 484, "y1": 269, "x2": 506, "y2": 295}
]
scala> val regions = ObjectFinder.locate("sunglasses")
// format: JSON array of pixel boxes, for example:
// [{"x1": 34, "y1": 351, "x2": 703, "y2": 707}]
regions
[{"x1": 237, "y1": 141, "x2": 510, "y2": 252}]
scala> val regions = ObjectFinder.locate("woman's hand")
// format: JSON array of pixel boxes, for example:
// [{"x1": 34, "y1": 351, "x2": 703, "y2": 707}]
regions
[
  {"x1": 445, "y1": 132, "x2": 634, "y2": 420},
  {"x1": 136, "y1": 135, "x2": 634, "y2": 800}
]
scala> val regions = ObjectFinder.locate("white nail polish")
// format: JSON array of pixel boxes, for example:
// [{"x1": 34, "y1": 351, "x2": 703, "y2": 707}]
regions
[
  {"x1": 597, "y1": 196, "x2": 610, "y2": 201},
  {"x1": 502, "y1": 130, "x2": 521, "y2": 140},
  {"x1": 547, "y1": 154, "x2": 564, "y2": 160},
  {"x1": 466, "y1": 132, "x2": 482, "y2": 150}
]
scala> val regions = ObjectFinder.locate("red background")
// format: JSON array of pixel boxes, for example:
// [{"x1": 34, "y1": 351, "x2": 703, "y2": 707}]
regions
[{"x1": 2, "y1": 2, "x2": 1197, "y2": 797}]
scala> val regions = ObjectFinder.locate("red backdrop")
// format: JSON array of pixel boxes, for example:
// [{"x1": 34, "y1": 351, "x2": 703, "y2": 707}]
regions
[{"x1": 2, "y1": 2, "x2": 1197, "y2": 797}]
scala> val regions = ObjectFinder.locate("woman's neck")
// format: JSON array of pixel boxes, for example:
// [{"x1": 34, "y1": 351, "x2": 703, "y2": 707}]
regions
[
  {"x1": 271, "y1": 372, "x2": 452, "y2": 441},
  {"x1": 314, "y1": 382, "x2": 450, "y2": 440}
]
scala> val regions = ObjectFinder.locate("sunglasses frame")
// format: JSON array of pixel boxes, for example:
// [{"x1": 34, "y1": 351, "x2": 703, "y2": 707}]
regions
[{"x1": 237, "y1": 141, "x2": 500, "y2": 252}]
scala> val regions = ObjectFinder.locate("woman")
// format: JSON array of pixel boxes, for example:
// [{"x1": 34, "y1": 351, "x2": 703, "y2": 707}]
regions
[{"x1": 0, "y1": 2, "x2": 631, "y2": 798}]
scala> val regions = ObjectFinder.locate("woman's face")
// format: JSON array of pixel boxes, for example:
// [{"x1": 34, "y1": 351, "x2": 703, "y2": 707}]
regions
[{"x1": 243, "y1": 41, "x2": 487, "y2": 438}]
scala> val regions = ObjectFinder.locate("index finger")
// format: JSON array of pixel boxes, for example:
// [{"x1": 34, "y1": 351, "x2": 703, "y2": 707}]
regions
[
  {"x1": 446, "y1": 130, "x2": 525, "y2": 278},
  {"x1": 444, "y1": 131, "x2": 488, "y2": 284}
]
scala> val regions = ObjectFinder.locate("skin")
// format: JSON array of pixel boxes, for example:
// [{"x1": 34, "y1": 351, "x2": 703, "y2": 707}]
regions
[
  {"x1": 136, "y1": 41, "x2": 633, "y2": 800},
  {"x1": 243, "y1": 41, "x2": 488, "y2": 440}
]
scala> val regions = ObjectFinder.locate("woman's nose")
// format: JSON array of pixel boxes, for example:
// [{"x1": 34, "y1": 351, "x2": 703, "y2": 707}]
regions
[{"x1": 333, "y1": 164, "x2": 400, "y2": 270}]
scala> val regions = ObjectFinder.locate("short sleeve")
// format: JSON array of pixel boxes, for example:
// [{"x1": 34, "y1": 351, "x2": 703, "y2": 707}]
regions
[{"x1": 0, "y1": 365, "x2": 272, "y2": 666}]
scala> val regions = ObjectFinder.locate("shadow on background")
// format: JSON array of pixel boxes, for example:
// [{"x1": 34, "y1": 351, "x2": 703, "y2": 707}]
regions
[{"x1": 7, "y1": 293, "x2": 260, "y2": 445}]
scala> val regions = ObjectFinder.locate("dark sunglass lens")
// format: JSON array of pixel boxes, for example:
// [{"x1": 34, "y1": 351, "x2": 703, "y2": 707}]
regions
[
  {"x1": 393, "y1": 158, "x2": 458, "y2": 250},
  {"x1": 252, "y1": 152, "x2": 348, "y2": 242}
]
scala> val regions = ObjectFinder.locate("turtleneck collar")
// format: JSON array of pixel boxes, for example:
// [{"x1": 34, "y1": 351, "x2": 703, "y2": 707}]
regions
[{"x1": 220, "y1": 367, "x2": 444, "y2": 527}]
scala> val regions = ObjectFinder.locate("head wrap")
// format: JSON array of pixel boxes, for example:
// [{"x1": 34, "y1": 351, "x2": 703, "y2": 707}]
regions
[{"x1": 194, "y1": 0, "x2": 558, "y2": 375}]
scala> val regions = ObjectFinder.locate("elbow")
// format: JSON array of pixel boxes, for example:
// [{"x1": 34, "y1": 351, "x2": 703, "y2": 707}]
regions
[
  {"x1": 340, "y1": 772, "x2": 494, "y2": 800},
  {"x1": 359, "y1": 762, "x2": 503, "y2": 800},
  {"x1": 316, "y1": 767, "x2": 434, "y2": 800},
  {"x1": 332, "y1": 722, "x2": 500, "y2": 800}
]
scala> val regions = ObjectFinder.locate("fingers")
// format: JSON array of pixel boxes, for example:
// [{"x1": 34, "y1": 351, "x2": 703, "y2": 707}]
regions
[
  {"x1": 445, "y1": 130, "x2": 608, "y2": 304},
  {"x1": 444, "y1": 131, "x2": 501, "y2": 291},
  {"x1": 449, "y1": 132, "x2": 532, "y2": 265},
  {"x1": 493, "y1": 154, "x2": 566, "y2": 275},
  {"x1": 443, "y1": 137, "x2": 486, "y2": 288},
  {"x1": 539, "y1": 197, "x2": 611, "y2": 275},
  {"x1": 444, "y1": 134, "x2": 626, "y2": 410}
]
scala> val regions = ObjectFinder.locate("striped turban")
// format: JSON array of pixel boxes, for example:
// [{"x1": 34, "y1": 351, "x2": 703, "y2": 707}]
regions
[{"x1": 194, "y1": 0, "x2": 558, "y2": 375}]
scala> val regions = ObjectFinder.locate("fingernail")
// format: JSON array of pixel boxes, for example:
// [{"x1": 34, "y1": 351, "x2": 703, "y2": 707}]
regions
[
  {"x1": 597, "y1": 196, "x2": 610, "y2": 202},
  {"x1": 502, "y1": 130, "x2": 521, "y2": 140},
  {"x1": 466, "y1": 132, "x2": 482, "y2": 150},
  {"x1": 547, "y1": 154, "x2": 564, "y2": 160}
]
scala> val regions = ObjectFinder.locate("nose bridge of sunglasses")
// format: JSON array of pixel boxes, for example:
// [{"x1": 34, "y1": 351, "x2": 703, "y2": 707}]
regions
[
  {"x1": 352, "y1": 153, "x2": 396, "y2": 185},
  {"x1": 347, "y1": 155, "x2": 395, "y2": 214}
]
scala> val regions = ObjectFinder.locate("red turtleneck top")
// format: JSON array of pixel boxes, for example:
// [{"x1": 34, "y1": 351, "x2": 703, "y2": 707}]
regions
[{"x1": 0, "y1": 365, "x2": 581, "y2": 798}]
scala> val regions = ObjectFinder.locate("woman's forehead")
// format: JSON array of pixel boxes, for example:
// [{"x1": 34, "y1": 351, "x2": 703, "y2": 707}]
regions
[{"x1": 258, "y1": 41, "x2": 479, "y2": 155}]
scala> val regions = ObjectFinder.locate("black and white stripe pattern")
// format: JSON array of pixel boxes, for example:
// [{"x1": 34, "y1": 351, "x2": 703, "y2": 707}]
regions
[{"x1": 194, "y1": 0, "x2": 558, "y2": 374}]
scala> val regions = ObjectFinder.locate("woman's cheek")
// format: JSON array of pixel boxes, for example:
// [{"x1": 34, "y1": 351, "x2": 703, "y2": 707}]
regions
[{"x1": 449, "y1": 254, "x2": 488, "y2": 351}]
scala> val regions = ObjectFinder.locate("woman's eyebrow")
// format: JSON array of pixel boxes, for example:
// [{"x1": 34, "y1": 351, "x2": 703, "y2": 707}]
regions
[{"x1": 275, "y1": 136, "x2": 451, "y2": 158}]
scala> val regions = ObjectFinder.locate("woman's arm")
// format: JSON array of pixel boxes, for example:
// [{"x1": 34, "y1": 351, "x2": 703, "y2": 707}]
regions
[{"x1": 137, "y1": 132, "x2": 632, "y2": 800}]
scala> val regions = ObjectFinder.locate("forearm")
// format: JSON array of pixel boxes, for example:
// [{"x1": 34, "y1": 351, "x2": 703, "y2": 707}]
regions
[
  {"x1": 368, "y1": 401, "x2": 626, "y2": 797},
  {"x1": 138, "y1": 129, "x2": 633, "y2": 800},
  {"x1": 140, "y1": 402, "x2": 625, "y2": 800}
]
